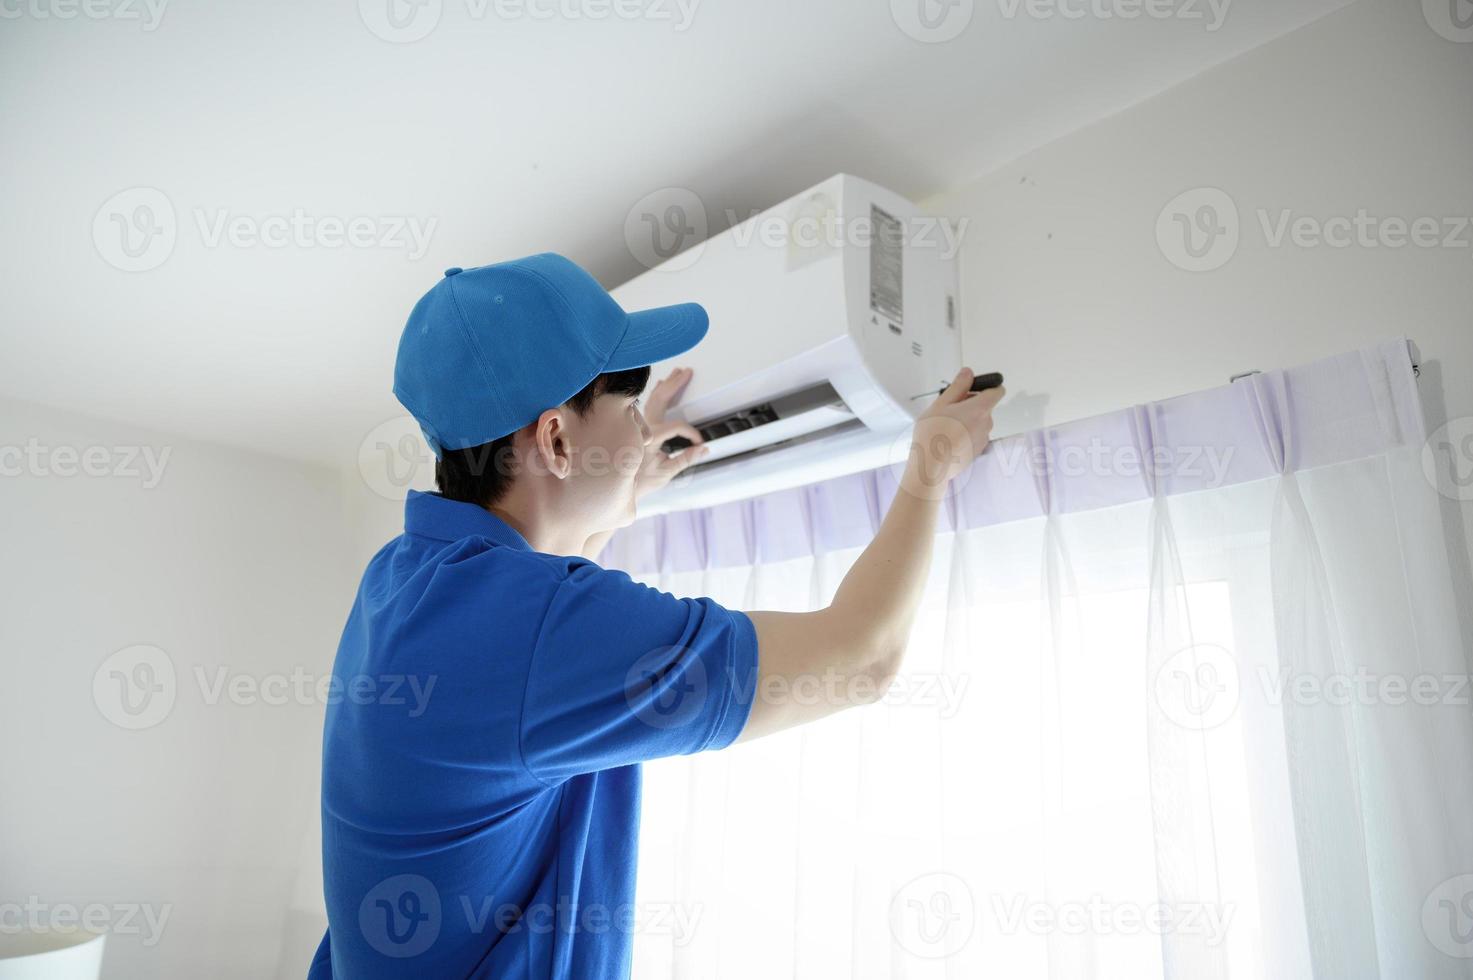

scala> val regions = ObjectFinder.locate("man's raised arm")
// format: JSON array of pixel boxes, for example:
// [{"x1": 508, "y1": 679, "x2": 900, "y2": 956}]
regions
[{"x1": 738, "y1": 367, "x2": 1004, "y2": 742}]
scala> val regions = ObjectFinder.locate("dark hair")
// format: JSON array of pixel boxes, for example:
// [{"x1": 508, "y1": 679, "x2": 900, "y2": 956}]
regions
[{"x1": 435, "y1": 365, "x2": 651, "y2": 508}]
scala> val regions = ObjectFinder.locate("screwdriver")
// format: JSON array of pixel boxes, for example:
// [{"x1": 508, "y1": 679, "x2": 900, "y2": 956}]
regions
[{"x1": 910, "y1": 371, "x2": 1005, "y2": 400}]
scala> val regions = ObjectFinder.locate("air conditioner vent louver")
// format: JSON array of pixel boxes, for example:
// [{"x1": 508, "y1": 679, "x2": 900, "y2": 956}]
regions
[{"x1": 660, "y1": 381, "x2": 853, "y2": 463}]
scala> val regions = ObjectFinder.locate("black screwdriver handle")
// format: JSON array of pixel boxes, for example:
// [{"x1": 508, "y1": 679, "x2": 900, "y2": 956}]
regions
[{"x1": 967, "y1": 371, "x2": 1005, "y2": 393}]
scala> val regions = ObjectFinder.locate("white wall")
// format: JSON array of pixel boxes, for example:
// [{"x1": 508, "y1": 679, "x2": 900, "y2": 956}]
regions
[
  {"x1": 344, "y1": 4, "x2": 1473, "y2": 567},
  {"x1": 928, "y1": 0, "x2": 1473, "y2": 556},
  {"x1": 4, "y1": 3, "x2": 1467, "y2": 976},
  {"x1": 268, "y1": 464, "x2": 437, "y2": 979},
  {"x1": 0, "y1": 397, "x2": 353, "y2": 979}
]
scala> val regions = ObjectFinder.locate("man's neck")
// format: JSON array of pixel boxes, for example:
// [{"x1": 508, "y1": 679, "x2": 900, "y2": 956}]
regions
[{"x1": 486, "y1": 498, "x2": 592, "y2": 558}]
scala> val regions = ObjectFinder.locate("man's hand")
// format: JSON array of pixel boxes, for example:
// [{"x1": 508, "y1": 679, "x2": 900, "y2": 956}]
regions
[
  {"x1": 633, "y1": 366, "x2": 710, "y2": 500},
  {"x1": 579, "y1": 368, "x2": 708, "y2": 561},
  {"x1": 901, "y1": 367, "x2": 1005, "y2": 500}
]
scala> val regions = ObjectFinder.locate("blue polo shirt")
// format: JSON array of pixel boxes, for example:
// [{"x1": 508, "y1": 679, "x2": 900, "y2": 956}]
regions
[{"x1": 308, "y1": 490, "x2": 759, "y2": 979}]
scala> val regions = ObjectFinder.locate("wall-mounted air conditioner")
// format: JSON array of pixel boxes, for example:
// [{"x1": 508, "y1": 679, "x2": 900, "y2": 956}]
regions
[{"x1": 616, "y1": 174, "x2": 964, "y2": 515}]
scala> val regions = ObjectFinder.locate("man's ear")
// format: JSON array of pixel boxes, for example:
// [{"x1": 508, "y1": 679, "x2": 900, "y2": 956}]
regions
[{"x1": 530, "y1": 407, "x2": 573, "y2": 480}]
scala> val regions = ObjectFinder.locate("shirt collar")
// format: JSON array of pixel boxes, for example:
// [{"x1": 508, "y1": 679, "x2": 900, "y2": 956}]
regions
[{"x1": 403, "y1": 490, "x2": 533, "y2": 551}]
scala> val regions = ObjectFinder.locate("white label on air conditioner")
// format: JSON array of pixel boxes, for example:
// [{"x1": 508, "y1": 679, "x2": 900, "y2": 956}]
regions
[{"x1": 869, "y1": 205, "x2": 903, "y2": 327}]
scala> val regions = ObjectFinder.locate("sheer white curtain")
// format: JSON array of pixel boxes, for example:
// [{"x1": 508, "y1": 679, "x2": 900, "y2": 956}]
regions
[{"x1": 603, "y1": 340, "x2": 1473, "y2": 980}]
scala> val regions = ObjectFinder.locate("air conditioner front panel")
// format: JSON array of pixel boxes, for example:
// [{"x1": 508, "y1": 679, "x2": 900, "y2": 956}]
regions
[
  {"x1": 609, "y1": 174, "x2": 964, "y2": 515},
  {"x1": 613, "y1": 186, "x2": 852, "y2": 405},
  {"x1": 840, "y1": 179, "x2": 963, "y2": 429}
]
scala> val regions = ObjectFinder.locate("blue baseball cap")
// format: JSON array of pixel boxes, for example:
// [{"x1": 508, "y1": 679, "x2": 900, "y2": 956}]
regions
[{"x1": 393, "y1": 252, "x2": 709, "y2": 456}]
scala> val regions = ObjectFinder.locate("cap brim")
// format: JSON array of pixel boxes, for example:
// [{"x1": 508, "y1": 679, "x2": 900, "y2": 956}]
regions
[{"x1": 603, "y1": 302, "x2": 709, "y2": 372}]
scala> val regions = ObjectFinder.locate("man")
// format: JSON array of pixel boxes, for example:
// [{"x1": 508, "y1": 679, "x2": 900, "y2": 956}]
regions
[{"x1": 309, "y1": 252, "x2": 1002, "y2": 978}]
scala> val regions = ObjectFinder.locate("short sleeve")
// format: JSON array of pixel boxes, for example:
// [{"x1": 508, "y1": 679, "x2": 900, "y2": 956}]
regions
[{"x1": 519, "y1": 562, "x2": 759, "y2": 783}]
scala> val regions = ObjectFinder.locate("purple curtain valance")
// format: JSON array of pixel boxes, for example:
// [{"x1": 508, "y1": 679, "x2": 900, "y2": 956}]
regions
[{"x1": 600, "y1": 339, "x2": 1424, "y2": 575}]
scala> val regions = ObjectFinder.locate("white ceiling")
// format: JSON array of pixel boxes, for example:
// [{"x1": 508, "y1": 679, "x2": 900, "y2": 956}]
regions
[{"x1": 0, "y1": 0, "x2": 1352, "y2": 467}]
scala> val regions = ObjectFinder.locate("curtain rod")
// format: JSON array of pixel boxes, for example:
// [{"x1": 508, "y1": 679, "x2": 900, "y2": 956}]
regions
[{"x1": 1230, "y1": 338, "x2": 1421, "y2": 383}]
